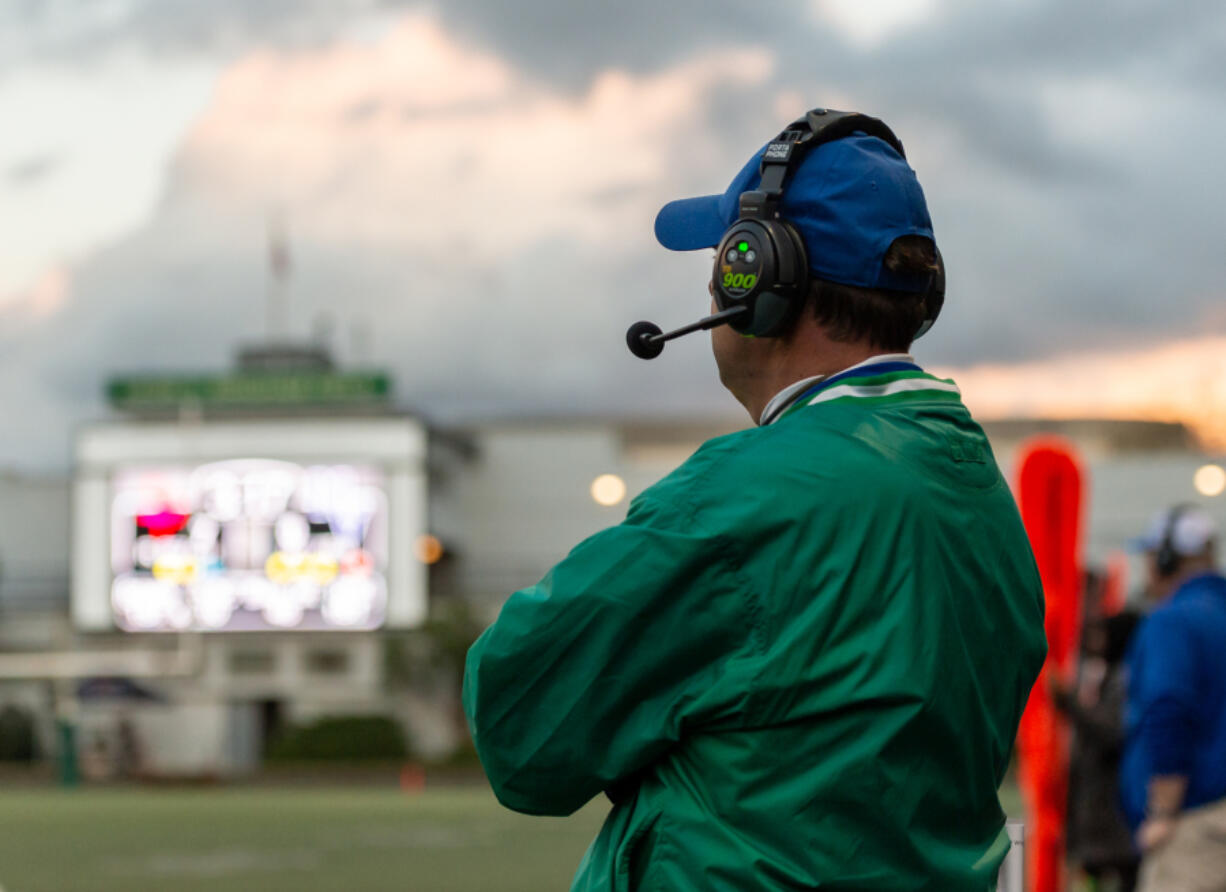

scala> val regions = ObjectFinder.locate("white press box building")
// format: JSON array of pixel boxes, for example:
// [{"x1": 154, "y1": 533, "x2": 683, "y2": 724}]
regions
[{"x1": 1, "y1": 349, "x2": 1224, "y2": 776}]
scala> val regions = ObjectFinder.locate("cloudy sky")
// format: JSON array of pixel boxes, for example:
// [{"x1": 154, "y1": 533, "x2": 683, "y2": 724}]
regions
[{"x1": 3, "y1": 0, "x2": 1226, "y2": 469}]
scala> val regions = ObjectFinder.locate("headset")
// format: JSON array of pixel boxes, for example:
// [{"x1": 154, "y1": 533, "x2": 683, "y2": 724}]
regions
[
  {"x1": 1155, "y1": 503, "x2": 1195, "y2": 578},
  {"x1": 712, "y1": 108, "x2": 944, "y2": 338},
  {"x1": 628, "y1": 108, "x2": 945, "y2": 359}
]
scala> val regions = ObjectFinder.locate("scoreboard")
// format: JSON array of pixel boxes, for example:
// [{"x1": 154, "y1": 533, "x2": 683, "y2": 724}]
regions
[{"x1": 72, "y1": 418, "x2": 427, "y2": 632}]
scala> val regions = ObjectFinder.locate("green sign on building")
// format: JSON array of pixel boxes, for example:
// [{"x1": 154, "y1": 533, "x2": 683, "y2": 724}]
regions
[{"x1": 107, "y1": 372, "x2": 391, "y2": 411}]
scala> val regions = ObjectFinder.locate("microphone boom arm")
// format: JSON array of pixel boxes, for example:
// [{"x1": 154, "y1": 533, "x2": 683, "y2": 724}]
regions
[{"x1": 626, "y1": 305, "x2": 749, "y2": 360}]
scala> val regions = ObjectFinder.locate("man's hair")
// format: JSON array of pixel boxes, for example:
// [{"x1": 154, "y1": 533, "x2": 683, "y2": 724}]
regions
[{"x1": 809, "y1": 236, "x2": 938, "y2": 351}]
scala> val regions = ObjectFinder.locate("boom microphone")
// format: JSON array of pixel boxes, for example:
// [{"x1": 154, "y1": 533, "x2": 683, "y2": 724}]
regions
[{"x1": 626, "y1": 305, "x2": 749, "y2": 360}]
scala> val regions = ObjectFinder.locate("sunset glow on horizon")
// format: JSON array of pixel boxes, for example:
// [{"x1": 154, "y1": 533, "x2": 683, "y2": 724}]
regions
[{"x1": 942, "y1": 333, "x2": 1226, "y2": 451}]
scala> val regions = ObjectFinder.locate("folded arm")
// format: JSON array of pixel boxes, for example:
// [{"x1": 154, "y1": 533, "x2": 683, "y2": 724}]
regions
[{"x1": 462, "y1": 495, "x2": 761, "y2": 815}]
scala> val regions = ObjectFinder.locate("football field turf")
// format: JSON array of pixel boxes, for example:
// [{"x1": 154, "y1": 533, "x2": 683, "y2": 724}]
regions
[
  {"x1": 0, "y1": 784, "x2": 1024, "y2": 891},
  {"x1": 0, "y1": 786, "x2": 609, "y2": 892}
]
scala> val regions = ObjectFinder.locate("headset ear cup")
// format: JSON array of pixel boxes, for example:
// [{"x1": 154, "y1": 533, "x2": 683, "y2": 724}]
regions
[
  {"x1": 1155, "y1": 503, "x2": 1194, "y2": 578},
  {"x1": 714, "y1": 219, "x2": 808, "y2": 338},
  {"x1": 748, "y1": 291, "x2": 799, "y2": 337},
  {"x1": 744, "y1": 222, "x2": 807, "y2": 337},
  {"x1": 1157, "y1": 533, "x2": 1180, "y2": 577},
  {"x1": 1157, "y1": 545, "x2": 1175, "y2": 578}
]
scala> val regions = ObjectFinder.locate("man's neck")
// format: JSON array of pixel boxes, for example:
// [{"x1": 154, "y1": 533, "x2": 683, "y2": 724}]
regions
[{"x1": 742, "y1": 342, "x2": 901, "y2": 423}]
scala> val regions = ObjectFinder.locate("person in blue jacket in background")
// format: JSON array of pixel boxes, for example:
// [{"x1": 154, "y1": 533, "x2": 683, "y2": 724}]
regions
[{"x1": 1121, "y1": 503, "x2": 1226, "y2": 891}]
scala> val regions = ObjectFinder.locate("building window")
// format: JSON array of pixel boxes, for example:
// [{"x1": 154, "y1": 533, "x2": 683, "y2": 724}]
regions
[
  {"x1": 228, "y1": 649, "x2": 276, "y2": 675},
  {"x1": 304, "y1": 649, "x2": 350, "y2": 676}
]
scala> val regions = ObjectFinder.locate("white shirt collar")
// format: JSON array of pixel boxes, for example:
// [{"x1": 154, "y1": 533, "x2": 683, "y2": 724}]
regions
[{"x1": 757, "y1": 353, "x2": 916, "y2": 426}]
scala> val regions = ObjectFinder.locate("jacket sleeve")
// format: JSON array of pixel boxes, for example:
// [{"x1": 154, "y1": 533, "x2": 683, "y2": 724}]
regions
[{"x1": 462, "y1": 494, "x2": 761, "y2": 816}]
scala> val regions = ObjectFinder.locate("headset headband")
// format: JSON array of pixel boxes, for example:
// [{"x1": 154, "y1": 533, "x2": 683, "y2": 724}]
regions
[{"x1": 750, "y1": 111, "x2": 906, "y2": 211}]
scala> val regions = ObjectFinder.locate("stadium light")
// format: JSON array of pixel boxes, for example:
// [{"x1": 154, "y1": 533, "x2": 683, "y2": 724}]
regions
[
  {"x1": 413, "y1": 534, "x2": 445, "y2": 565},
  {"x1": 590, "y1": 474, "x2": 627, "y2": 507},
  {"x1": 1194, "y1": 463, "x2": 1226, "y2": 497}
]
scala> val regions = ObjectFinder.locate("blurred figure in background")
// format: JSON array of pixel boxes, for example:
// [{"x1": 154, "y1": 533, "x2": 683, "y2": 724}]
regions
[
  {"x1": 1051, "y1": 607, "x2": 1141, "y2": 892},
  {"x1": 1121, "y1": 505, "x2": 1226, "y2": 892}
]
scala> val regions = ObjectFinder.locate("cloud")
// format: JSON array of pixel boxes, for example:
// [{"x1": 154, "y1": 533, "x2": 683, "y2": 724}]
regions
[
  {"x1": 0, "y1": 14, "x2": 773, "y2": 467},
  {"x1": 811, "y1": 0, "x2": 938, "y2": 48},
  {"x1": 429, "y1": 0, "x2": 810, "y2": 88},
  {"x1": 431, "y1": 0, "x2": 1226, "y2": 361},
  {"x1": 171, "y1": 16, "x2": 773, "y2": 256},
  {"x1": 0, "y1": 0, "x2": 415, "y2": 73},
  {"x1": 791, "y1": 0, "x2": 1226, "y2": 365},
  {"x1": 5, "y1": 1, "x2": 1226, "y2": 471},
  {"x1": 5, "y1": 153, "x2": 60, "y2": 185},
  {"x1": 0, "y1": 52, "x2": 218, "y2": 297}
]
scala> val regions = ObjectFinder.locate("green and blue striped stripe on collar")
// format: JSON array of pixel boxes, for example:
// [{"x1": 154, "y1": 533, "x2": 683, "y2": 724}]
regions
[{"x1": 779, "y1": 363, "x2": 961, "y2": 422}]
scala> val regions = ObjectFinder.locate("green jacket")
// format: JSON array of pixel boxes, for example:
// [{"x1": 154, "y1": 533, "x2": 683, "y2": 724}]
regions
[{"x1": 463, "y1": 364, "x2": 1046, "y2": 890}]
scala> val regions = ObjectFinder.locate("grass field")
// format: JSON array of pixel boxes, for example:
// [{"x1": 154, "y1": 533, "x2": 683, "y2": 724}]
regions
[
  {"x1": 0, "y1": 783, "x2": 1026, "y2": 891},
  {"x1": 0, "y1": 787, "x2": 609, "y2": 892}
]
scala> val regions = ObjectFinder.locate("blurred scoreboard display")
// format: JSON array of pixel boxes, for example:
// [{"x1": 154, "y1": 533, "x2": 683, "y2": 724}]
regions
[{"x1": 72, "y1": 419, "x2": 427, "y2": 632}]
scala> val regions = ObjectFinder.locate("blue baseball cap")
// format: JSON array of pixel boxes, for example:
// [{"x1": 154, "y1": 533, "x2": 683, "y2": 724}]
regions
[{"x1": 655, "y1": 132, "x2": 935, "y2": 292}]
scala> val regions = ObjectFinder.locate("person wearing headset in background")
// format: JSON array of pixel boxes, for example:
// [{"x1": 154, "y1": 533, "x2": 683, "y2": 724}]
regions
[
  {"x1": 1121, "y1": 505, "x2": 1226, "y2": 892},
  {"x1": 463, "y1": 109, "x2": 1047, "y2": 891}
]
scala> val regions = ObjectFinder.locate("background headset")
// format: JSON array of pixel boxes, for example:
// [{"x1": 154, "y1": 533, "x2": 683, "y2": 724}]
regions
[
  {"x1": 628, "y1": 108, "x2": 945, "y2": 359},
  {"x1": 1155, "y1": 503, "x2": 1195, "y2": 578}
]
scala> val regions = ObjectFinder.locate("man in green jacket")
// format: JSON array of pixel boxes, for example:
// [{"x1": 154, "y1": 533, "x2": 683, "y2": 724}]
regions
[{"x1": 463, "y1": 109, "x2": 1046, "y2": 890}]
